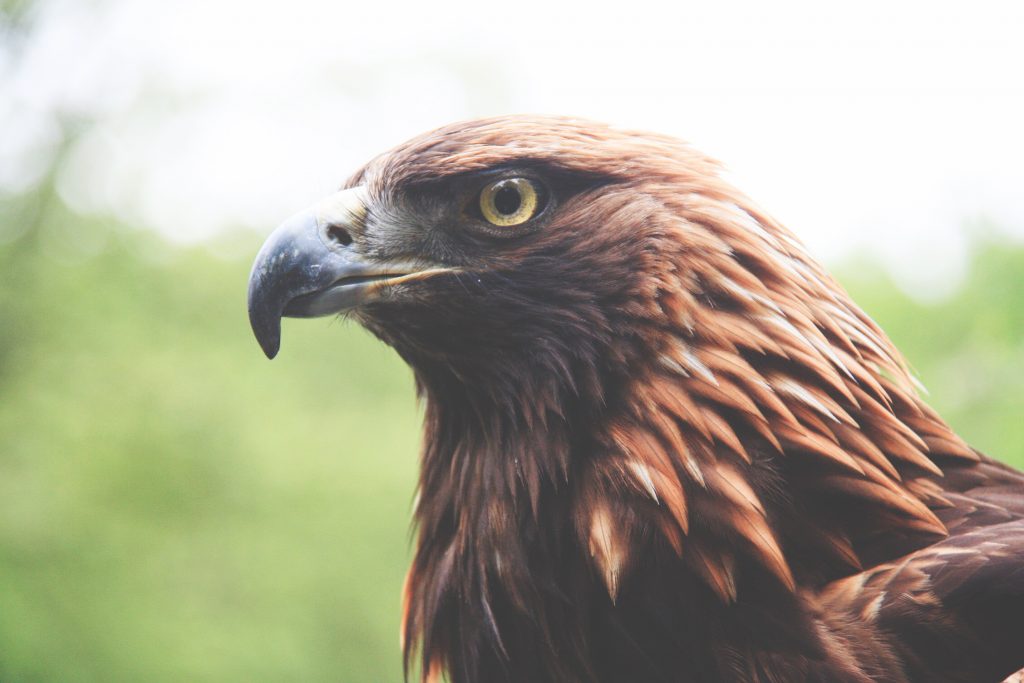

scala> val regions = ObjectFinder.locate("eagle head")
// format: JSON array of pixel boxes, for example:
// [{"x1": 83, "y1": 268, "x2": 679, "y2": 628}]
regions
[{"x1": 249, "y1": 116, "x2": 781, "y2": 411}]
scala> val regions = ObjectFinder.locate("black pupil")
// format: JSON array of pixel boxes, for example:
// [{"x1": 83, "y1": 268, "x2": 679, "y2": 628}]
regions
[{"x1": 493, "y1": 184, "x2": 522, "y2": 216}]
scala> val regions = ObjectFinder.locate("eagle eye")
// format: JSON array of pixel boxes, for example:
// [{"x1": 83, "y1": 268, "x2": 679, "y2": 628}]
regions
[{"x1": 478, "y1": 177, "x2": 541, "y2": 227}]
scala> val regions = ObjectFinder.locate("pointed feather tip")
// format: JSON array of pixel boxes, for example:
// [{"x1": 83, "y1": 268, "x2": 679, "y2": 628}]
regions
[{"x1": 588, "y1": 506, "x2": 627, "y2": 603}]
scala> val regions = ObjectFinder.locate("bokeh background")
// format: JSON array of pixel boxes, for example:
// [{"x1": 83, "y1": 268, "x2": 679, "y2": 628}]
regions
[{"x1": 1, "y1": 0, "x2": 1022, "y2": 680}]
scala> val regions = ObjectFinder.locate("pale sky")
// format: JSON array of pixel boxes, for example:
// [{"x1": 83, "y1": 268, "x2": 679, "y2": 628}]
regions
[{"x1": 2, "y1": 0, "x2": 1022, "y2": 299}]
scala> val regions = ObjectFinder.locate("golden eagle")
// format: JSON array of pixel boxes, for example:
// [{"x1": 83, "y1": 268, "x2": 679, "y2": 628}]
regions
[{"x1": 248, "y1": 117, "x2": 1024, "y2": 683}]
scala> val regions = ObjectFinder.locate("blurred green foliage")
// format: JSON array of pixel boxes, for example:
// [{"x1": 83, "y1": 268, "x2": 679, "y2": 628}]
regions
[
  {"x1": 0, "y1": 185, "x2": 1021, "y2": 682},
  {"x1": 0, "y1": 189, "x2": 421, "y2": 682}
]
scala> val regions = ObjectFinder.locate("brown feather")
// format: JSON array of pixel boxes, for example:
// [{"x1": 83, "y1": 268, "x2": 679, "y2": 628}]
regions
[{"x1": 267, "y1": 116, "x2": 1024, "y2": 682}]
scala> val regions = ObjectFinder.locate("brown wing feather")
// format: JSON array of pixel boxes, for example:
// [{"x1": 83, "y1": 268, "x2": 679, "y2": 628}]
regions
[{"x1": 813, "y1": 519, "x2": 1024, "y2": 683}]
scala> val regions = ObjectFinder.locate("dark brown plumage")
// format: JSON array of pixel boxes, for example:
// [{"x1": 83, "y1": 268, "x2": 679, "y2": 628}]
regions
[{"x1": 247, "y1": 116, "x2": 1024, "y2": 683}]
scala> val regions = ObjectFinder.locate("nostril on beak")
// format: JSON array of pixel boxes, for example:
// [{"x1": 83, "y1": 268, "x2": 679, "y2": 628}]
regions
[{"x1": 327, "y1": 224, "x2": 353, "y2": 247}]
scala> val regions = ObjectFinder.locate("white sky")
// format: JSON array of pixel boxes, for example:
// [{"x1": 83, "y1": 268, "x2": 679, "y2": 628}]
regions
[{"x1": 1, "y1": 0, "x2": 1023, "y2": 299}]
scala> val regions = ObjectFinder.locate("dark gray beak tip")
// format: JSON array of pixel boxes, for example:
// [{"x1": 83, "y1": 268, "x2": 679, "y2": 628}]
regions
[
  {"x1": 248, "y1": 273, "x2": 283, "y2": 359},
  {"x1": 251, "y1": 313, "x2": 281, "y2": 359}
]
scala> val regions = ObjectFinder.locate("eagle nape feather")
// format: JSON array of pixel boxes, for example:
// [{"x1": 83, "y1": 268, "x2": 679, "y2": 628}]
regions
[{"x1": 248, "y1": 116, "x2": 1024, "y2": 683}]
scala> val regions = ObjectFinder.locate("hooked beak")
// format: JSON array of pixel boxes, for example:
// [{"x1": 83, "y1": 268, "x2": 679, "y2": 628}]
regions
[{"x1": 246, "y1": 186, "x2": 446, "y2": 359}]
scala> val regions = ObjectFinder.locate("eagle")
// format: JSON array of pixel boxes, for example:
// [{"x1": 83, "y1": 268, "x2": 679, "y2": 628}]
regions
[{"x1": 247, "y1": 116, "x2": 1024, "y2": 683}]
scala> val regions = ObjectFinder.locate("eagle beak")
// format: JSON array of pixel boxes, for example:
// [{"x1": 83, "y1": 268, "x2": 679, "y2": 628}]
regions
[
  {"x1": 249, "y1": 186, "x2": 457, "y2": 359},
  {"x1": 247, "y1": 187, "x2": 374, "y2": 358},
  {"x1": 247, "y1": 186, "x2": 410, "y2": 359}
]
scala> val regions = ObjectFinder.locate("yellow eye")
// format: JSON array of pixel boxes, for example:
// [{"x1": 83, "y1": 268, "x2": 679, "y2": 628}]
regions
[{"x1": 479, "y1": 178, "x2": 540, "y2": 227}]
